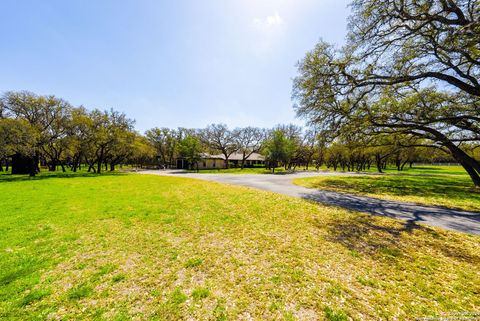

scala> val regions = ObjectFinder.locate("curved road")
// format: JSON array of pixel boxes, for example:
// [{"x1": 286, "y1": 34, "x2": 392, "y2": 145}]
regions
[{"x1": 140, "y1": 170, "x2": 480, "y2": 236}]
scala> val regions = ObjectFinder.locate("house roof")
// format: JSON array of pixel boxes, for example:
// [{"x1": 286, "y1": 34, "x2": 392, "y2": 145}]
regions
[
  {"x1": 198, "y1": 152, "x2": 224, "y2": 160},
  {"x1": 228, "y1": 152, "x2": 265, "y2": 161}
]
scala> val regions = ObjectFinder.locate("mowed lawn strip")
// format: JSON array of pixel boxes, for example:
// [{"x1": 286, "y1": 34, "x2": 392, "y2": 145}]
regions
[
  {"x1": 188, "y1": 165, "x2": 470, "y2": 175},
  {"x1": 0, "y1": 173, "x2": 479, "y2": 320},
  {"x1": 293, "y1": 174, "x2": 480, "y2": 212}
]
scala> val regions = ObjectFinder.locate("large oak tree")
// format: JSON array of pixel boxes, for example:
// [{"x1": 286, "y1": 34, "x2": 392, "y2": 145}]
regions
[{"x1": 293, "y1": 0, "x2": 480, "y2": 186}]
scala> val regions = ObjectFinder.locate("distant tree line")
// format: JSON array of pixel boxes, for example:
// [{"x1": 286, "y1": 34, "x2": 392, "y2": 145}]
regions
[
  {"x1": 138, "y1": 122, "x2": 465, "y2": 173},
  {"x1": 1, "y1": 90, "x2": 469, "y2": 177},
  {"x1": 0, "y1": 91, "x2": 154, "y2": 176}
]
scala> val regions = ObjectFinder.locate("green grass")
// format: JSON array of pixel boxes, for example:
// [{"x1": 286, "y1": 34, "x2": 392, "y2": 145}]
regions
[
  {"x1": 187, "y1": 164, "x2": 469, "y2": 176},
  {"x1": 389, "y1": 165, "x2": 469, "y2": 176},
  {"x1": 1, "y1": 172, "x2": 479, "y2": 320},
  {"x1": 316, "y1": 164, "x2": 469, "y2": 176},
  {"x1": 187, "y1": 167, "x2": 292, "y2": 174},
  {"x1": 187, "y1": 165, "x2": 330, "y2": 174},
  {"x1": 294, "y1": 171, "x2": 480, "y2": 212},
  {"x1": 333, "y1": 165, "x2": 470, "y2": 176}
]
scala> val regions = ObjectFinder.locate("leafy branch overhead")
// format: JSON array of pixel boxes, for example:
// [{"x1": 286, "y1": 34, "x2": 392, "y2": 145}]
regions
[{"x1": 293, "y1": 0, "x2": 480, "y2": 186}]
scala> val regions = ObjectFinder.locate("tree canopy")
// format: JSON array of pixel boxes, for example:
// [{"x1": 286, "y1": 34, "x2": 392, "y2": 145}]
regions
[{"x1": 293, "y1": 0, "x2": 480, "y2": 186}]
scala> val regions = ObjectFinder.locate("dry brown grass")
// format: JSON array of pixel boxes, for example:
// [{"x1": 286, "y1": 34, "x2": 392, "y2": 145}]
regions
[{"x1": 0, "y1": 173, "x2": 479, "y2": 320}]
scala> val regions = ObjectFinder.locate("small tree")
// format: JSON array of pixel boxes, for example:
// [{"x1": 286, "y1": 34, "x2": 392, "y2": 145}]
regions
[
  {"x1": 263, "y1": 130, "x2": 289, "y2": 173},
  {"x1": 178, "y1": 135, "x2": 202, "y2": 172},
  {"x1": 145, "y1": 127, "x2": 181, "y2": 168}
]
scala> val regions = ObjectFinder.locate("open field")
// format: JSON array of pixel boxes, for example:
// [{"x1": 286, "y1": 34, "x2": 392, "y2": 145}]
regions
[
  {"x1": 186, "y1": 166, "x2": 305, "y2": 174},
  {"x1": 294, "y1": 167, "x2": 480, "y2": 212},
  {"x1": 1, "y1": 172, "x2": 479, "y2": 320},
  {"x1": 187, "y1": 167, "x2": 280, "y2": 174}
]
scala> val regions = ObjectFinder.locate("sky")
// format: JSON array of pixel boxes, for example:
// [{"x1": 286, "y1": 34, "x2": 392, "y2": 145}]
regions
[{"x1": 0, "y1": 0, "x2": 350, "y2": 133}]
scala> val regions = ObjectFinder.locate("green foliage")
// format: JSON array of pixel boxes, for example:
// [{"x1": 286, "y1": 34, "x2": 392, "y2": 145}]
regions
[
  {"x1": 145, "y1": 127, "x2": 181, "y2": 168},
  {"x1": 178, "y1": 134, "x2": 203, "y2": 170},
  {"x1": 263, "y1": 129, "x2": 297, "y2": 171},
  {"x1": 0, "y1": 91, "x2": 149, "y2": 174},
  {"x1": 292, "y1": 1, "x2": 480, "y2": 186}
]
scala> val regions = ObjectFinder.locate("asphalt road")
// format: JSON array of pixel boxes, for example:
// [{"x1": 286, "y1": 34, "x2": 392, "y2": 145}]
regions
[{"x1": 139, "y1": 170, "x2": 480, "y2": 236}]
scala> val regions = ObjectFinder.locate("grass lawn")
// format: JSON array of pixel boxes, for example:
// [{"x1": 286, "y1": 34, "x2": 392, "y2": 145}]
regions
[
  {"x1": 387, "y1": 165, "x2": 470, "y2": 176},
  {"x1": 186, "y1": 166, "x2": 316, "y2": 174},
  {"x1": 1, "y1": 172, "x2": 479, "y2": 320},
  {"x1": 187, "y1": 164, "x2": 469, "y2": 176},
  {"x1": 294, "y1": 169, "x2": 480, "y2": 212},
  {"x1": 187, "y1": 167, "x2": 278, "y2": 174}
]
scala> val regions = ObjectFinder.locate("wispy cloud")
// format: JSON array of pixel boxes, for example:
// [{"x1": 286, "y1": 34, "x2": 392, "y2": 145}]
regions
[{"x1": 253, "y1": 11, "x2": 284, "y2": 28}]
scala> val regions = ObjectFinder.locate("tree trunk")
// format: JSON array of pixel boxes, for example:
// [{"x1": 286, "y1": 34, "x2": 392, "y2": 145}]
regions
[
  {"x1": 459, "y1": 160, "x2": 480, "y2": 187},
  {"x1": 396, "y1": 157, "x2": 401, "y2": 171},
  {"x1": 375, "y1": 154, "x2": 383, "y2": 173},
  {"x1": 444, "y1": 143, "x2": 480, "y2": 187},
  {"x1": 223, "y1": 153, "x2": 230, "y2": 169},
  {"x1": 87, "y1": 158, "x2": 97, "y2": 173},
  {"x1": 30, "y1": 154, "x2": 39, "y2": 177},
  {"x1": 48, "y1": 161, "x2": 56, "y2": 171}
]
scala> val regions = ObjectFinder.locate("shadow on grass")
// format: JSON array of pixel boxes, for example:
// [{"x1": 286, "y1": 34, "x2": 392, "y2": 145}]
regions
[
  {"x1": 301, "y1": 187, "x2": 480, "y2": 234},
  {"x1": 319, "y1": 214, "x2": 480, "y2": 264},
  {"x1": 0, "y1": 171, "x2": 127, "y2": 183},
  {"x1": 304, "y1": 175, "x2": 480, "y2": 209}
]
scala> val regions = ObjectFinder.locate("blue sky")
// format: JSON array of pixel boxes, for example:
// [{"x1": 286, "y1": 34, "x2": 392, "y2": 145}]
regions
[{"x1": 0, "y1": 0, "x2": 349, "y2": 132}]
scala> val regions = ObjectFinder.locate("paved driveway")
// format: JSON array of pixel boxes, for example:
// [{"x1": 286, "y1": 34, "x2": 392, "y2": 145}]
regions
[{"x1": 139, "y1": 170, "x2": 480, "y2": 236}]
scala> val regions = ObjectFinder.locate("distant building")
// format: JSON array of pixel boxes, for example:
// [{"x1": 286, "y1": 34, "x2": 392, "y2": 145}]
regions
[
  {"x1": 227, "y1": 153, "x2": 265, "y2": 168},
  {"x1": 176, "y1": 152, "x2": 265, "y2": 169}
]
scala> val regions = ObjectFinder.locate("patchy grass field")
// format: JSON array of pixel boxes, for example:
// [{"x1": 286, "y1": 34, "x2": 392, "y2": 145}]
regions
[
  {"x1": 389, "y1": 165, "x2": 469, "y2": 176},
  {"x1": 293, "y1": 170, "x2": 480, "y2": 212},
  {"x1": 188, "y1": 164, "x2": 468, "y2": 176},
  {"x1": 1, "y1": 173, "x2": 479, "y2": 320}
]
